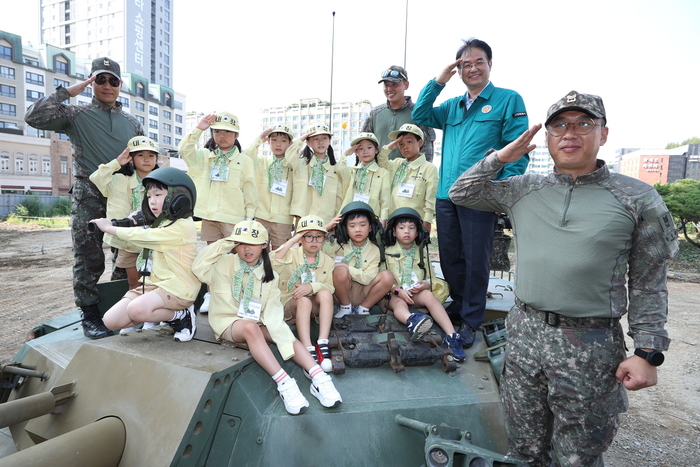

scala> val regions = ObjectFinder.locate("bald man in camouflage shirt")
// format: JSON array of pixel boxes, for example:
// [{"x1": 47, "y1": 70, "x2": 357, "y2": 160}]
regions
[
  {"x1": 449, "y1": 91, "x2": 678, "y2": 466},
  {"x1": 26, "y1": 57, "x2": 142, "y2": 339}
]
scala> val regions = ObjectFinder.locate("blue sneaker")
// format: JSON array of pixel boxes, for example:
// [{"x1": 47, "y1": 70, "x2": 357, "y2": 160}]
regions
[
  {"x1": 444, "y1": 333, "x2": 467, "y2": 362},
  {"x1": 458, "y1": 322, "x2": 476, "y2": 348},
  {"x1": 406, "y1": 313, "x2": 433, "y2": 342}
]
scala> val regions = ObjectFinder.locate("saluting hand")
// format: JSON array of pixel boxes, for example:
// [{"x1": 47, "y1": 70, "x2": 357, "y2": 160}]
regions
[
  {"x1": 65, "y1": 76, "x2": 96, "y2": 98},
  {"x1": 196, "y1": 114, "x2": 217, "y2": 131},
  {"x1": 495, "y1": 124, "x2": 543, "y2": 163},
  {"x1": 436, "y1": 58, "x2": 463, "y2": 86},
  {"x1": 116, "y1": 147, "x2": 131, "y2": 165}
]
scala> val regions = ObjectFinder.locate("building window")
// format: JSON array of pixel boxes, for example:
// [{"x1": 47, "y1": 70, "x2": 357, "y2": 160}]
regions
[
  {"x1": 29, "y1": 156, "x2": 38, "y2": 173},
  {"x1": 80, "y1": 87, "x2": 92, "y2": 97},
  {"x1": 0, "y1": 103, "x2": 16, "y2": 116},
  {"x1": 175, "y1": 138, "x2": 181, "y2": 146},
  {"x1": 0, "y1": 121, "x2": 19, "y2": 129},
  {"x1": 0, "y1": 153, "x2": 9, "y2": 172},
  {"x1": 55, "y1": 58, "x2": 69, "y2": 74},
  {"x1": 175, "y1": 126, "x2": 182, "y2": 135},
  {"x1": 60, "y1": 156, "x2": 68, "y2": 174},
  {"x1": 26, "y1": 126, "x2": 49, "y2": 138},
  {"x1": 117, "y1": 96, "x2": 129, "y2": 107},
  {"x1": 164, "y1": 93, "x2": 172, "y2": 107},
  {"x1": 26, "y1": 72, "x2": 44, "y2": 86},
  {"x1": 0, "y1": 44, "x2": 11, "y2": 60},
  {"x1": 149, "y1": 119, "x2": 158, "y2": 129},
  {"x1": 136, "y1": 83, "x2": 145, "y2": 98},
  {"x1": 42, "y1": 156, "x2": 51, "y2": 174},
  {"x1": 15, "y1": 157, "x2": 24, "y2": 173},
  {"x1": 135, "y1": 102, "x2": 145, "y2": 112},
  {"x1": 175, "y1": 114, "x2": 182, "y2": 123},
  {"x1": 54, "y1": 78, "x2": 70, "y2": 89},
  {"x1": 136, "y1": 115, "x2": 145, "y2": 125},
  {"x1": 149, "y1": 132, "x2": 158, "y2": 142},
  {"x1": 0, "y1": 66, "x2": 14, "y2": 79},
  {"x1": 149, "y1": 106, "x2": 158, "y2": 116},
  {"x1": 0, "y1": 84, "x2": 15, "y2": 98},
  {"x1": 163, "y1": 123, "x2": 171, "y2": 132},
  {"x1": 163, "y1": 110, "x2": 171, "y2": 120},
  {"x1": 26, "y1": 90, "x2": 44, "y2": 102},
  {"x1": 162, "y1": 135, "x2": 171, "y2": 145}
]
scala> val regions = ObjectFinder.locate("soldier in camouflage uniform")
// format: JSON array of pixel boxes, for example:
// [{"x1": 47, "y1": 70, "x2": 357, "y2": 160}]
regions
[
  {"x1": 449, "y1": 91, "x2": 678, "y2": 467},
  {"x1": 25, "y1": 57, "x2": 143, "y2": 339}
]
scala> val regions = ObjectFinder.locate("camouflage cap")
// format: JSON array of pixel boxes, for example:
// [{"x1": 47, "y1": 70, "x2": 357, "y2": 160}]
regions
[
  {"x1": 210, "y1": 112, "x2": 240, "y2": 132},
  {"x1": 90, "y1": 57, "x2": 121, "y2": 79},
  {"x1": 545, "y1": 91, "x2": 606, "y2": 126},
  {"x1": 379, "y1": 65, "x2": 408, "y2": 84},
  {"x1": 389, "y1": 123, "x2": 424, "y2": 141},
  {"x1": 350, "y1": 132, "x2": 379, "y2": 147}
]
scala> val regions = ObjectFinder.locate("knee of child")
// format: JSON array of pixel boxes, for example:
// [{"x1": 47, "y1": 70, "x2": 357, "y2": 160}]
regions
[
  {"x1": 379, "y1": 270, "x2": 394, "y2": 285},
  {"x1": 240, "y1": 320, "x2": 263, "y2": 341},
  {"x1": 316, "y1": 289, "x2": 333, "y2": 302}
]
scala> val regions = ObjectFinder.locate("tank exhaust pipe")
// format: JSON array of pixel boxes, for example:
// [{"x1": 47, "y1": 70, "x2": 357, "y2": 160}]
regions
[{"x1": 0, "y1": 382, "x2": 76, "y2": 429}]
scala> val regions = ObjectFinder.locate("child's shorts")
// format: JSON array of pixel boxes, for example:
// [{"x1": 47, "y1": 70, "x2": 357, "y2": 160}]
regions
[
  {"x1": 124, "y1": 284, "x2": 194, "y2": 311},
  {"x1": 257, "y1": 218, "x2": 293, "y2": 248},
  {"x1": 201, "y1": 220, "x2": 235, "y2": 242},
  {"x1": 283, "y1": 295, "x2": 325, "y2": 323},
  {"x1": 219, "y1": 319, "x2": 268, "y2": 350},
  {"x1": 333, "y1": 281, "x2": 368, "y2": 307},
  {"x1": 115, "y1": 249, "x2": 139, "y2": 268}
]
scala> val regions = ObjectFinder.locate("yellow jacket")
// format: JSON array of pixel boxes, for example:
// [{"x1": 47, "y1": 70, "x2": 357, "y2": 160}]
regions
[
  {"x1": 179, "y1": 128, "x2": 257, "y2": 224},
  {"x1": 243, "y1": 138, "x2": 304, "y2": 224},
  {"x1": 382, "y1": 243, "x2": 449, "y2": 303},
  {"x1": 273, "y1": 245, "x2": 335, "y2": 313},
  {"x1": 341, "y1": 161, "x2": 392, "y2": 219},
  {"x1": 290, "y1": 153, "x2": 350, "y2": 224},
  {"x1": 115, "y1": 218, "x2": 199, "y2": 301},
  {"x1": 378, "y1": 147, "x2": 438, "y2": 224},
  {"x1": 191, "y1": 238, "x2": 297, "y2": 359},
  {"x1": 89, "y1": 158, "x2": 143, "y2": 253},
  {"x1": 324, "y1": 240, "x2": 381, "y2": 286}
]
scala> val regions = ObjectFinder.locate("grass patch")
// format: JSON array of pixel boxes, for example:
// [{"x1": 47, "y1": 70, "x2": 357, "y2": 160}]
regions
[
  {"x1": 6, "y1": 214, "x2": 70, "y2": 229},
  {"x1": 668, "y1": 238, "x2": 700, "y2": 273}
]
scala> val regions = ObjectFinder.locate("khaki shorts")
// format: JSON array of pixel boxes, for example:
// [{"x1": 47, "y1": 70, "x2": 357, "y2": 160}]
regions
[
  {"x1": 257, "y1": 218, "x2": 293, "y2": 249},
  {"x1": 124, "y1": 283, "x2": 194, "y2": 311},
  {"x1": 283, "y1": 296, "x2": 323, "y2": 323},
  {"x1": 333, "y1": 281, "x2": 367, "y2": 307},
  {"x1": 201, "y1": 220, "x2": 235, "y2": 242},
  {"x1": 220, "y1": 319, "x2": 267, "y2": 349},
  {"x1": 115, "y1": 249, "x2": 139, "y2": 268}
]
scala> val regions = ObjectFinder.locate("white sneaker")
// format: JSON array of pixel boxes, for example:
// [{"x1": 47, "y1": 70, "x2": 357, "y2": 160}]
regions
[
  {"x1": 334, "y1": 305, "x2": 352, "y2": 318},
  {"x1": 119, "y1": 323, "x2": 143, "y2": 335},
  {"x1": 277, "y1": 378, "x2": 309, "y2": 415},
  {"x1": 200, "y1": 292, "x2": 211, "y2": 314},
  {"x1": 169, "y1": 305, "x2": 196, "y2": 342},
  {"x1": 310, "y1": 372, "x2": 342, "y2": 408},
  {"x1": 142, "y1": 322, "x2": 159, "y2": 330}
]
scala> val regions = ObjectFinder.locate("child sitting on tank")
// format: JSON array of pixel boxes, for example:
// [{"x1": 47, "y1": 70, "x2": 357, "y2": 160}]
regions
[
  {"x1": 382, "y1": 208, "x2": 467, "y2": 361},
  {"x1": 89, "y1": 167, "x2": 200, "y2": 342},
  {"x1": 191, "y1": 221, "x2": 342, "y2": 415}
]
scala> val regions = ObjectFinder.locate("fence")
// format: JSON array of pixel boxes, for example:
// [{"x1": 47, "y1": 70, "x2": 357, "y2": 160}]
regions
[{"x1": 0, "y1": 194, "x2": 68, "y2": 217}]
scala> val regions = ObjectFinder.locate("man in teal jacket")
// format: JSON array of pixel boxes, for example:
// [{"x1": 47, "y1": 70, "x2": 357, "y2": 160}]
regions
[{"x1": 412, "y1": 38, "x2": 529, "y2": 345}]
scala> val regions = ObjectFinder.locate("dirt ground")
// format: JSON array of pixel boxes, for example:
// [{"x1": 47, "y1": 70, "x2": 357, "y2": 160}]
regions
[{"x1": 1, "y1": 222, "x2": 698, "y2": 465}]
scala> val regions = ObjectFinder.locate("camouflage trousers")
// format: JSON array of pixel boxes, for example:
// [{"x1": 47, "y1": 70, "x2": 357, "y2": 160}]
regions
[
  {"x1": 500, "y1": 301, "x2": 629, "y2": 467},
  {"x1": 70, "y1": 178, "x2": 125, "y2": 308}
]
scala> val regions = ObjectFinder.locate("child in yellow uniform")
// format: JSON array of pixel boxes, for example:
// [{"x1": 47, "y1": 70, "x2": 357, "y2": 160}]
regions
[
  {"x1": 382, "y1": 207, "x2": 466, "y2": 361},
  {"x1": 191, "y1": 221, "x2": 342, "y2": 415},
  {"x1": 89, "y1": 167, "x2": 200, "y2": 342},
  {"x1": 90, "y1": 136, "x2": 159, "y2": 289},
  {"x1": 291, "y1": 124, "x2": 350, "y2": 225},
  {"x1": 325, "y1": 202, "x2": 393, "y2": 318},
  {"x1": 342, "y1": 132, "x2": 391, "y2": 227},
  {"x1": 274, "y1": 215, "x2": 335, "y2": 372},
  {"x1": 377, "y1": 124, "x2": 438, "y2": 233},
  {"x1": 243, "y1": 124, "x2": 304, "y2": 249},
  {"x1": 178, "y1": 111, "x2": 257, "y2": 242}
]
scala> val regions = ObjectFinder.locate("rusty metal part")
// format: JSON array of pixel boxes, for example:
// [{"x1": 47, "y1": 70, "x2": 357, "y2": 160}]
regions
[{"x1": 387, "y1": 332, "x2": 404, "y2": 372}]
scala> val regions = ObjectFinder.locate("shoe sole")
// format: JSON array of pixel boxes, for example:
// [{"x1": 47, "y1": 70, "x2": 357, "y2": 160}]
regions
[
  {"x1": 174, "y1": 308, "x2": 196, "y2": 342},
  {"x1": 310, "y1": 385, "x2": 342, "y2": 408},
  {"x1": 409, "y1": 318, "x2": 433, "y2": 342}
]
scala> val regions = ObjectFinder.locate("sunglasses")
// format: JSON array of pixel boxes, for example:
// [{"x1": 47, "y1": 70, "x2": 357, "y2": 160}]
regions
[
  {"x1": 381, "y1": 69, "x2": 407, "y2": 80},
  {"x1": 95, "y1": 74, "x2": 121, "y2": 87}
]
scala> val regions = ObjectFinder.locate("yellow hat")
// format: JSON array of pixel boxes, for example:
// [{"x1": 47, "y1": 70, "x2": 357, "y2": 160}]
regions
[
  {"x1": 211, "y1": 112, "x2": 240, "y2": 132},
  {"x1": 269, "y1": 124, "x2": 294, "y2": 140},
  {"x1": 229, "y1": 220, "x2": 268, "y2": 245},
  {"x1": 127, "y1": 136, "x2": 159, "y2": 154},
  {"x1": 297, "y1": 215, "x2": 327, "y2": 233},
  {"x1": 389, "y1": 123, "x2": 424, "y2": 141},
  {"x1": 350, "y1": 132, "x2": 379, "y2": 147},
  {"x1": 306, "y1": 124, "x2": 333, "y2": 137}
]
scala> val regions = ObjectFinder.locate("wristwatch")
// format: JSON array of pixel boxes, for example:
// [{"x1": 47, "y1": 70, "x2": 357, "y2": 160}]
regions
[
  {"x1": 393, "y1": 286, "x2": 401, "y2": 296},
  {"x1": 634, "y1": 348, "x2": 665, "y2": 366}
]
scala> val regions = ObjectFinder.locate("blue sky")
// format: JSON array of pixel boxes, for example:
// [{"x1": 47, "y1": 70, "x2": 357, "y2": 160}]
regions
[{"x1": 4, "y1": 0, "x2": 700, "y2": 161}]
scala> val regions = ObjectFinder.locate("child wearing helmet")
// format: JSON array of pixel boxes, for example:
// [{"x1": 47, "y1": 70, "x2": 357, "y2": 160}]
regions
[
  {"x1": 342, "y1": 132, "x2": 391, "y2": 227},
  {"x1": 274, "y1": 215, "x2": 335, "y2": 372},
  {"x1": 243, "y1": 124, "x2": 305, "y2": 250},
  {"x1": 377, "y1": 123, "x2": 438, "y2": 233},
  {"x1": 191, "y1": 221, "x2": 343, "y2": 415},
  {"x1": 90, "y1": 167, "x2": 200, "y2": 342},
  {"x1": 290, "y1": 124, "x2": 350, "y2": 226},
  {"x1": 325, "y1": 202, "x2": 393, "y2": 317},
  {"x1": 89, "y1": 136, "x2": 160, "y2": 290},
  {"x1": 382, "y1": 207, "x2": 467, "y2": 361}
]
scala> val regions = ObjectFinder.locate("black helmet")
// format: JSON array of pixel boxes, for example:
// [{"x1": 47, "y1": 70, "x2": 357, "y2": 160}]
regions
[
  {"x1": 336, "y1": 201, "x2": 380, "y2": 245},
  {"x1": 384, "y1": 207, "x2": 429, "y2": 247},
  {"x1": 142, "y1": 167, "x2": 197, "y2": 221},
  {"x1": 340, "y1": 201, "x2": 375, "y2": 217}
]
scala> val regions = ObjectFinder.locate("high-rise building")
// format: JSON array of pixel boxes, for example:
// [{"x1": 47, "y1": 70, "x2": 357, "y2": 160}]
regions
[
  {"x1": 524, "y1": 141, "x2": 554, "y2": 175},
  {"x1": 40, "y1": 0, "x2": 174, "y2": 88}
]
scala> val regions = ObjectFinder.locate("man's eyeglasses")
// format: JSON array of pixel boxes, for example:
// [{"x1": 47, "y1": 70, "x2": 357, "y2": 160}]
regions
[
  {"x1": 459, "y1": 60, "x2": 487, "y2": 71},
  {"x1": 302, "y1": 234, "x2": 325, "y2": 243},
  {"x1": 381, "y1": 69, "x2": 407, "y2": 81},
  {"x1": 546, "y1": 117, "x2": 602, "y2": 137},
  {"x1": 95, "y1": 74, "x2": 121, "y2": 87}
]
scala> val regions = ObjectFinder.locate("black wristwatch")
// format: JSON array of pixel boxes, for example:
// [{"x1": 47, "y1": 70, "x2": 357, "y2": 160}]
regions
[{"x1": 634, "y1": 348, "x2": 665, "y2": 367}]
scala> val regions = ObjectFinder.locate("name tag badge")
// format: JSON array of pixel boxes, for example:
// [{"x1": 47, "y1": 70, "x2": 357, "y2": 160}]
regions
[
  {"x1": 353, "y1": 192, "x2": 370, "y2": 204},
  {"x1": 398, "y1": 182, "x2": 415, "y2": 198},
  {"x1": 238, "y1": 298, "x2": 262, "y2": 321},
  {"x1": 402, "y1": 272, "x2": 421, "y2": 290},
  {"x1": 301, "y1": 271, "x2": 316, "y2": 283},
  {"x1": 210, "y1": 166, "x2": 230, "y2": 182},
  {"x1": 335, "y1": 256, "x2": 344, "y2": 263},
  {"x1": 270, "y1": 179, "x2": 288, "y2": 196}
]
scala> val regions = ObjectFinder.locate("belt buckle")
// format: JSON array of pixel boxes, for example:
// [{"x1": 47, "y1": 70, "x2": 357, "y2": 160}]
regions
[{"x1": 544, "y1": 311, "x2": 560, "y2": 326}]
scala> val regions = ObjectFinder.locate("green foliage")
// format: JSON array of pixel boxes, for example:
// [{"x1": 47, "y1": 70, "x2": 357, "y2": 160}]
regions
[
  {"x1": 48, "y1": 196, "x2": 71, "y2": 216},
  {"x1": 12, "y1": 196, "x2": 48, "y2": 217},
  {"x1": 665, "y1": 136, "x2": 700, "y2": 149},
  {"x1": 655, "y1": 179, "x2": 700, "y2": 249}
]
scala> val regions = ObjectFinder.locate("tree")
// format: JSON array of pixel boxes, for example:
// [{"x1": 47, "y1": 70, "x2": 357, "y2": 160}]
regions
[
  {"x1": 655, "y1": 179, "x2": 700, "y2": 249},
  {"x1": 665, "y1": 136, "x2": 700, "y2": 150}
]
